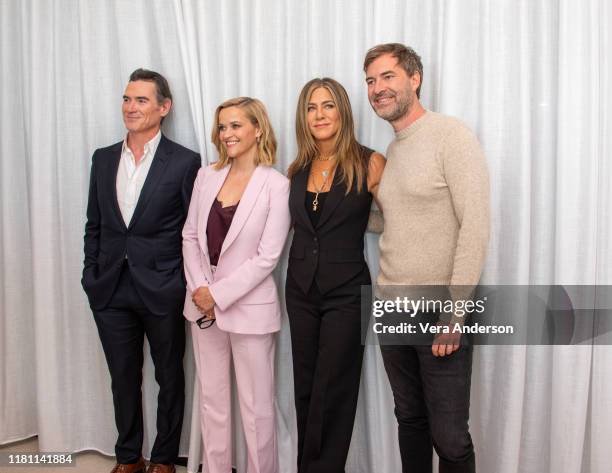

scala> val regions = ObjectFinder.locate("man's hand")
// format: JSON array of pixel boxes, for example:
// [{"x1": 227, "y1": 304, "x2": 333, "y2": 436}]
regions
[
  {"x1": 192, "y1": 286, "x2": 215, "y2": 313},
  {"x1": 432, "y1": 330, "x2": 461, "y2": 357}
]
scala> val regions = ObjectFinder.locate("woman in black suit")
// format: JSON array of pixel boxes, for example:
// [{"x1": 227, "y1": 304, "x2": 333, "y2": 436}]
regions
[{"x1": 286, "y1": 77, "x2": 385, "y2": 472}]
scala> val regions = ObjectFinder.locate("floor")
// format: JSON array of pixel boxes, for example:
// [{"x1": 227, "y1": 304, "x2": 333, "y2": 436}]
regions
[{"x1": 0, "y1": 437, "x2": 190, "y2": 473}]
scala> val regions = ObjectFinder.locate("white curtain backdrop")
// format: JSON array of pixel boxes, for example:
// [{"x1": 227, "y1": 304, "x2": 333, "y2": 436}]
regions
[{"x1": 1, "y1": 1, "x2": 611, "y2": 473}]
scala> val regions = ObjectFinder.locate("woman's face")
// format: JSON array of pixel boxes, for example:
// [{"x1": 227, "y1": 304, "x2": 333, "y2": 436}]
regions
[
  {"x1": 307, "y1": 87, "x2": 341, "y2": 145},
  {"x1": 217, "y1": 106, "x2": 260, "y2": 160}
]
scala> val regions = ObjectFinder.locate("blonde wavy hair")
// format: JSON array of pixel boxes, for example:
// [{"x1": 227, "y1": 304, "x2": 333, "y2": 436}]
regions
[
  {"x1": 287, "y1": 78, "x2": 366, "y2": 194},
  {"x1": 211, "y1": 97, "x2": 277, "y2": 169}
]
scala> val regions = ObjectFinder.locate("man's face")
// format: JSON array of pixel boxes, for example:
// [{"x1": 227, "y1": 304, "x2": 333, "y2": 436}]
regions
[
  {"x1": 365, "y1": 53, "x2": 419, "y2": 123},
  {"x1": 122, "y1": 80, "x2": 170, "y2": 134}
]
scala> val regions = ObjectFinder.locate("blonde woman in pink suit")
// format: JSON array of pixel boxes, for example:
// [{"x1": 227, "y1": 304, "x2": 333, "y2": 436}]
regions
[{"x1": 182, "y1": 97, "x2": 291, "y2": 473}]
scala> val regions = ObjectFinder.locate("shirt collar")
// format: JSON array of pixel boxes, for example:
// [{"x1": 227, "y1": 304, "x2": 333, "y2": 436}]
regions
[
  {"x1": 122, "y1": 130, "x2": 162, "y2": 160},
  {"x1": 394, "y1": 110, "x2": 430, "y2": 141}
]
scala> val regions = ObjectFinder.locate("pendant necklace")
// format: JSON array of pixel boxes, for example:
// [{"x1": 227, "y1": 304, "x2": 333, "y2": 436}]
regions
[{"x1": 312, "y1": 167, "x2": 333, "y2": 211}]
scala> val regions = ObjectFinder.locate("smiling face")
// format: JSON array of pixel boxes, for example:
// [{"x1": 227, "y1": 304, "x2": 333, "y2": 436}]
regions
[
  {"x1": 307, "y1": 87, "x2": 341, "y2": 145},
  {"x1": 122, "y1": 80, "x2": 170, "y2": 135},
  {"x1": 217, "y1": 106, "x2": 261, "y2": 161},
  {"x1": 365, "y1": 53, "x2": 420, "y2": 124}
]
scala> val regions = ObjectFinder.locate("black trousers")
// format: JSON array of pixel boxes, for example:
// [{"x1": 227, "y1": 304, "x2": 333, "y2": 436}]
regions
[
  {"x1": 380, "y1": 344, "x2": 475, "y2": 473},
  {"x1": 93, "y1": 263, "x2": 185, "y2": 464},
  {"x1": 286, "y1": 272, "x2": 365, "y2": 473}
]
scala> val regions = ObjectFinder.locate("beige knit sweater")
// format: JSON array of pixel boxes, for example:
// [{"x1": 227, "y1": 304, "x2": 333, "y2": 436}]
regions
[{"x1": 374, "y1": 110, "x2": 490, "y2": 288}]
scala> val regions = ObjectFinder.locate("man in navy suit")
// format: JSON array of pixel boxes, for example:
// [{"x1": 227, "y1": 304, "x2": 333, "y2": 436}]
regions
[{"x1": 82, "y1": 69, "x2": 200, "y2": 473}]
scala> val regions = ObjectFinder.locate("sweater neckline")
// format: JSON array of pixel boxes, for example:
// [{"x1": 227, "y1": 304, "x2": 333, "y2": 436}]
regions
[{"x1": 395, "y1": 110, "x2": 431, "y2": 140}]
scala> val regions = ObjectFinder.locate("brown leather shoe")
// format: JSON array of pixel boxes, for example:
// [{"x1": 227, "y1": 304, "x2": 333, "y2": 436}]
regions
[
  {"x1": 146, "y1": 463, "x2": 176, "y2": 473},
  {"x1": 110, "y1": 457, "x2": 146, "y2": 473}
]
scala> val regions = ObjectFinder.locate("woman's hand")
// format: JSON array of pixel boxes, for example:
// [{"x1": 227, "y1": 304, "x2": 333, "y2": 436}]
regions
[{"x1": 192, "y1": 286, "x2": 215, "y2": 313}]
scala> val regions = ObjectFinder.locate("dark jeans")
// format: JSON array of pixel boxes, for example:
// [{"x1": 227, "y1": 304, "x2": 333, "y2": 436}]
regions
[
  {"x1": 93, "y1": 262, "x2": 185, "y2": 464},
  {"x1": 286, "y1": 273, "x2": 365, "y2": 473},
  {"x1": 380, "y1": 344, "x2": 475, "y2": 473}
]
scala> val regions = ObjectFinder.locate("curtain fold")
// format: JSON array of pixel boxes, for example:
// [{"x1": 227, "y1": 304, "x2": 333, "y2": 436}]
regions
[
  {"x1": 1, "y1": 1, "x2": 610, "y2": 472},
  {"x1": 0, "y1": 0, "x2": 36, "y2": 444}
]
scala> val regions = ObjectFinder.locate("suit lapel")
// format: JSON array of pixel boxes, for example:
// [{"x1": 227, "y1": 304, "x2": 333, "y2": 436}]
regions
[
  {"x1": 294, "y1": 165, "x2": 315, "y2": 233},
  {"x1": 219, "y1": 165, "x2": 269, "y2": 257},
  {"x1": 197, "y1": 164, "x2": 231, "y2": 266},
  {"x1": 128, "y1": 135, "x2": 171, "y2": 230},
  {"x1": 107, "y1": 142, "x2": 126, "y2": 230},
  {"x1": 315, "y1": 165, "x2": 345, "y2": 229}
]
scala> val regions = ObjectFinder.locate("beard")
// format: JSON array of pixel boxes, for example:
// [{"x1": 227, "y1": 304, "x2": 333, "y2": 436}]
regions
[{"x1": 371, "y1": 90, "x2": 413, "y2": 123}]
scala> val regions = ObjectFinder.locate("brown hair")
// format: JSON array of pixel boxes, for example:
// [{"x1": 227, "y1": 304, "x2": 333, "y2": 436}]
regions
[
  {"x1": 363, "y1": 43, "x2": 424, "y2": 98},
  {"x1": 287, "y1": 78, "x2": 366, "y2": 194},
  {"x1": 129, "y1": 68, "x2": 172, "y2": 103},
  {"x1": 211, "y1": 97, "x2": 277, "y2": 170}
]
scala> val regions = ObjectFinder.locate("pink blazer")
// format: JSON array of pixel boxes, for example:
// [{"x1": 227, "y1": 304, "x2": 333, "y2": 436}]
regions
[{"x1": 182, "y1": 163, "x2": 291, "y2": 334}]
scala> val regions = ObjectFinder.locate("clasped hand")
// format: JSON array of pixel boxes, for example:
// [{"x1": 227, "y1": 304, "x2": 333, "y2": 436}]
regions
[
  {"x1": 192, "y1": 286, "x2": 216, "y2": 319},
  {"x1": 432, "y1": 326, "x2": 461, "y2": 357}
]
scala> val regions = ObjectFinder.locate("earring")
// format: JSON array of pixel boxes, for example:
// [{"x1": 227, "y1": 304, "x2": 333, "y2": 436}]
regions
[{"x1": 257, "y1": 135, "x2": 261, "y2": 143}]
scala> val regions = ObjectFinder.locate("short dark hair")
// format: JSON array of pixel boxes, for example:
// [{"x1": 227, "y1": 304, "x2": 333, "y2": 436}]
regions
[
  {"x1": 129, "y1": 68, "x2": 173, "y2": 104},
  {"x1": 363, "y1": 43, "x2": 424, "y2": 98}
]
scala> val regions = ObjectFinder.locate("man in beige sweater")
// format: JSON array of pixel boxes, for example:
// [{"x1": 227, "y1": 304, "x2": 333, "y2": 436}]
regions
[{"x1": 364, "y1": 43, "x2": 489, "y2": 473}]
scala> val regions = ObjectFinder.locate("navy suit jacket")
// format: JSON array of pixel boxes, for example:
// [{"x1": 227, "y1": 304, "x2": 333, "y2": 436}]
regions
[{"x1": 82, "y1": 134, "x2": 200, "y2": 316}]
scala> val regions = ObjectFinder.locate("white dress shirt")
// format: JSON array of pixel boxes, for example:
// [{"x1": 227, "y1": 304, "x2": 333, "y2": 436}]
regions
[{"x1": 116, "y1": 130, "x2": 162, "y2": 226}]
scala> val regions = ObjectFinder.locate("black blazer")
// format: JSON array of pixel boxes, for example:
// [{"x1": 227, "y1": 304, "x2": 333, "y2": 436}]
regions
[
  {"x1": 287, "y1": 147, "x2": 374, "y2": 295},
  {"x1": 82, "y1": 134, "x2": 200, "y2": 316}
]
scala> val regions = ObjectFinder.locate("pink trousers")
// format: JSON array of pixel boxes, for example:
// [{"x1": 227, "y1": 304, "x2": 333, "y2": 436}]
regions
[{"x1": 191, "y1": 322, "x2": 278, "y2": 473}]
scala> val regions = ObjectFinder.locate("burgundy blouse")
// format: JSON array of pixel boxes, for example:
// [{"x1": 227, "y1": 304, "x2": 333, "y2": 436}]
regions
[{"x1": 206, "y1": 198, "x2": 239, "y2": 266}]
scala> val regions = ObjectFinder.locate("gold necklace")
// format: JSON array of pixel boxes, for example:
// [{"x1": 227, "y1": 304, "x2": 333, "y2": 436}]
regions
[
  {"x1": 311, "y1": 166, "x2": 334, "y2": 211},
  {"x1": 315, "y1": 154, "x2": 335, "y2": 161}
]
